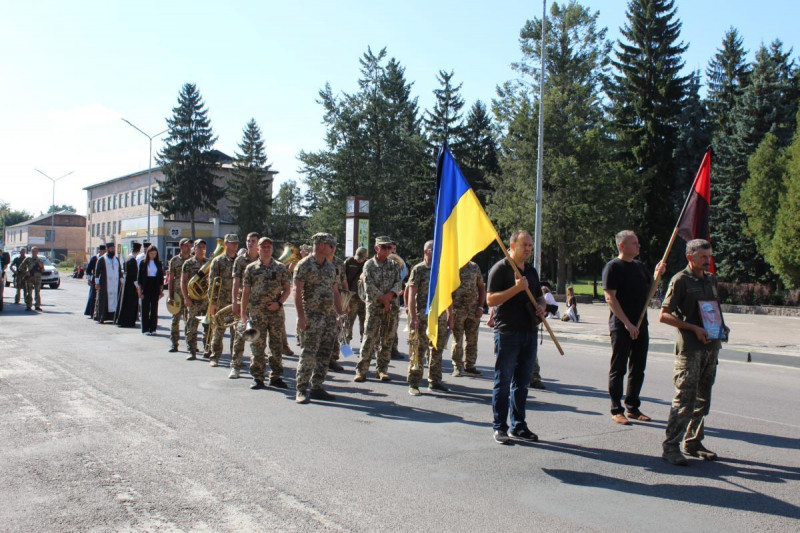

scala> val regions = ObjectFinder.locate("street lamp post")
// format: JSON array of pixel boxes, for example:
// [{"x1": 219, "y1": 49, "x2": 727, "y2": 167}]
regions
[
  {"x1": 122, "y1": 118, "x2": 168, "y2": 244},
  {"x1": 34, "y1": 169, "x2": 74, "y2": 260}
]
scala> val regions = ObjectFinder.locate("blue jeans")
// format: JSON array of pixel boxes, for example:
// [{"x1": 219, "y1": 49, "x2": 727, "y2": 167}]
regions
[{"x1": 492, "y1": 330, "x2": 538, "y2": 432}]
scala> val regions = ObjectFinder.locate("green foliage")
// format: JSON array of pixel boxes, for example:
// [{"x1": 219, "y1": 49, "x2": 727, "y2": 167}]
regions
[
  {"x1": 0, "y1": 202, "x2": 32, "y2": 234},
  {"x1": 299, "y1": 47, "x2": 431, "y2": 256},
  {"x1": 490, "y1": 1, "x2": 614, "y2": 292},
  {"x1": 228, "y1": 119, "x2": 273, "y2": 238},
  {"x1": 46, "y1": 204, "x2": 76, "y2": 214},
  {"x1": 770, "y1": 113, "x2": 800, "y2": 288},
  {"x1": 705, "y1": 28, "x2": 750, "y2": 137},
  {"x1": 423, "y1": 70, "x2": 466, "y2": 156},
  {"x1": 269, "y1": 180, "x2": 306, "y2": 244},
  {"x1": 460, "y1": 100, "x2": 500, "y2": 205},
  {"x1": 741, "y1": 133, "x2": 787, "y2": 260},
  {"x1": 606, "y1": 0, "x2": 689, "y2": 266},
  {"x1": 152, "y1": 83, "x2": 224, "y2": 239}
]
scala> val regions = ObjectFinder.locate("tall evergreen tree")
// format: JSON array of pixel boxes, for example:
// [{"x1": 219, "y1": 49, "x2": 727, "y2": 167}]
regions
[
  {"x1": 270, "y1": 180, "x2": 306, "y2": 244},
  {"x1": 712, "y1": 42, "x2": 797, "y2": 282},
  {"x1": 228, "y1": 119, "x2": 272, "y2": 238},
  {"x1": 490, "y1": 1, "x2": 613, "y2": 291},
  {"x1": 152, "y1": 83, "x2": 223, "y2": 239},
  {"x1": 705, "y1": 28, "x2": 750, "y2": 137},
  {"x1": 770, "y1": 112, "x2": 800, "y2": 288},
  {"x1": 606, "y1": 0, "x2": 689, "y2": 265},
  {"x1": 423, "y1": 70, "x2": 466, "y2": 156},
  {"x1": 460, "y1": 100, "x2": 500, "y2": 204}
]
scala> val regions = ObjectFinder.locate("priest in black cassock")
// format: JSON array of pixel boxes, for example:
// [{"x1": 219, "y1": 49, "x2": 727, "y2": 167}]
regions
[
  {"x1": 94, "y1": 243, "x2": 123, "y2": 324},
  {"x1": 116, "y1": 242, "x2": 141, "y2": 327},
  {"x1": 84, "y1": 244, "x2": 105, "y2": 317}
]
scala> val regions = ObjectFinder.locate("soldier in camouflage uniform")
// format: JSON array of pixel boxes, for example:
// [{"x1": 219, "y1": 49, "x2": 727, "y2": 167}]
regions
[
  {"x1": 181, "y1": 239, "x2": 209, "y2": 360},
  {"x1": 207, "y1": 234, "x2": 239, "y2": 367},
  {"x1": 344, "y1": 247, "x2": 368, "y2": 343},
  {"x1": 354, "y1": 236, "x2": 403, "y2": 382},
  {"x1": 240, "y1": 237, "x2": 291, "y2": 390},
  {"x1": 450, "y1": 261, "x2": 486, "y2": 377},
  {"x1": 327, "y1": 243, "x2": 348, "y2": 372},
  {"x1": 19, "y1": 246, "x2": 45, "y2": 311},
  {"x1": 406, "y1": 240, "x2": 450, "y2": 395},
  {"x1": 659, "y1": 239, "x2": 728, "y2": 466},
  {"x1": 168, "y1": 238, "x2": 192, "y2": 352},
  {"x1": 293, "y1": 244, "x2": 312, "y2": 350},
  {"x1": 10, "y1": 248, "x2": 27, "y2": 305},
  {"x1": 293, "y1": 233, "x2": 343, "y2": 403},
  {"x1": 230, "y1": 232, "x2": 260, "y2": 378}
]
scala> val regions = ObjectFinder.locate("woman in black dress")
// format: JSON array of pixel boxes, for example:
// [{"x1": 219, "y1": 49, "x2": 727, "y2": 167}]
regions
[
  {"x1": 116, "y1": 245, "x2": 141, "y2": 328},
  {"x1": 137, "y1": 245, "x2": 164, "y2": 335}
]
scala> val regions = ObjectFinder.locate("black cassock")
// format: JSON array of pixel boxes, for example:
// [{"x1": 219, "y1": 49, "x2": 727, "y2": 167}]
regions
[
  {"x1": 94, "y1": 254, "x2": 123, "y2": 324},
  {"x1": 116, "y1": 256, "x2": 139, "y2": 327},
  {"x1": 84, "y1": 254, "x2": 99, "y2": 316}
]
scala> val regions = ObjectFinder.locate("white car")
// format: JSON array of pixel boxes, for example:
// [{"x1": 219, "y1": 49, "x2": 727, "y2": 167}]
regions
[{"x1": 4, "y1": 254, "x2": 61, "y2": 289}]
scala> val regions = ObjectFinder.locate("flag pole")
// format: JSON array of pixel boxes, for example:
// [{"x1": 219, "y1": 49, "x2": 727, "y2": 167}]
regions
[
  {"x1": 634, "y1": 148, "x2": 712, "y2": 329},
  {"x1": 494, "y1": 236, "x2": 564, "y2": 356}
]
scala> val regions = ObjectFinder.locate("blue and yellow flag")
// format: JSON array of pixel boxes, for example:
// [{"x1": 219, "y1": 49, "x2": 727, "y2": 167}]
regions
[{"x1": 426, "y1": 145, "x2": 501, "y2": 348}]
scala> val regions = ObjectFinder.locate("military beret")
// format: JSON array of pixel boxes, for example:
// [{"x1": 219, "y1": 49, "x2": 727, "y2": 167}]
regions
[
  {"x1": 258, "y1": 236, "x2": 273, "y2": 246},
  {"x1": 224, "y1": 233, "x2": 239, "y2": 243},
  {"x1": 375, "y1": 236, "x2": 395, "y2": 245},
  {"x1": 312, "y1": 233, "x2": 337, "y2": 246}
]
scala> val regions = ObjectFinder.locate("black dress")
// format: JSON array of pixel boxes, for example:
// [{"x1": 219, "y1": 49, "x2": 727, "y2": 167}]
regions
[
  {"x1": 84, "y1": 255, "x2": 98, "y2": 316},
  {"x1": 116, "y1": 256, "x2": 139, "y2": 327}
]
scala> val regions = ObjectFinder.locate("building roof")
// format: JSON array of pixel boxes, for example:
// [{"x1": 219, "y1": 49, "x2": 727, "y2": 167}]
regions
[
  {"x1": 6, "y1": 210, "x2": 85, "y2": 229},
  {"x1": 83, "y1": 150, "x2": 278, "y2": 191}
]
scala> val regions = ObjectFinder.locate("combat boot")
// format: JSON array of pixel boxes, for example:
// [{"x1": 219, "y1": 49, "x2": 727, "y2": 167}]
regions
[
  {"x1": 464, "y1": 366, "x2": 482, "y2": 377},
  {"x1": 228, "y1": 368, "x2": 240, "y2": 379},
  {"x1": 296, "y1": 389, "x2": 310, "y2": 404},
  {"x1": 377, "y1": 372, "x2": 391, "y2": 382},
  {"x1": 662, "y1": 449, "x2": 688, "y2": 466},
  {"x1": 353, "y1": 373, "x2": 366, "y2": 383},
  {"x1": 452, "y1": 364, "x2": 464, "y2": 378},
  {"x1": 408, "y1": 386, "x2": 421, "y2": 396},
  {"x1": 186, "y1": 352, "x2": 197, "y2": 361},
  {"x1": 310, "y1": 387, "x2": 336, "y2": 401},
  {"x1": 682, "y1": 443, "x2": 718, "y2": 461}
]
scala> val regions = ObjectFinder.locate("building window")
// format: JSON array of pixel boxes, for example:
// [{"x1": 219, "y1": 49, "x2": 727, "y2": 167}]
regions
[
  {"x1": 138, "y1": 190, "x2": 142, "y2": 204},
  {"x1": 101, "y1": 198, "x2": 105, "y2": 211},
  {"x1": 91, "y1": 225, "x2": 94, "y2": 237},
  {"x1": 144, "y1": 188, "x2": 149, "y2": 204},
  {"x1": 125, "y1": 192, "x2": 129, "y2": 207}
]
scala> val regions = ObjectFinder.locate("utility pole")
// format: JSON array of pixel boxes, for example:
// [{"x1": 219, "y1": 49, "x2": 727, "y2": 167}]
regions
[
  {"x1": 122, "y1": 118, "x2": 168, "y2": 243},
  {"x1": 34, "y1": 169, "x2": 74, "y2": 260},
  {"x1": 533, "y1": 0, "x2": 546, "y2": 272}
]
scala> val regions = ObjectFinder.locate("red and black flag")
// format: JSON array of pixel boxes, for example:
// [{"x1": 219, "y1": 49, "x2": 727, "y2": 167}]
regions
[{"x1": 676, "y1": 147, "x2": 714, "y2": 272}]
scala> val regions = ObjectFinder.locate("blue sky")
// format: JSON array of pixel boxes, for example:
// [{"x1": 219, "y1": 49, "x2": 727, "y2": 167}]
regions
[{"x1": 2, "y1": 0, "x2": 798, "y2": 217}]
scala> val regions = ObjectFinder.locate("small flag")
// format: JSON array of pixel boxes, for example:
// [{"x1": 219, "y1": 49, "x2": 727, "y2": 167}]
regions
[{"x1": 676, "y1": 148, "x2": 715, "y2": 273}]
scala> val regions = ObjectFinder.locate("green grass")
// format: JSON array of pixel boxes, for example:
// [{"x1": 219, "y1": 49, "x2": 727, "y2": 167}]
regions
[{"x1": 568, "y1": 279, "x2": 601, "y2": 298}]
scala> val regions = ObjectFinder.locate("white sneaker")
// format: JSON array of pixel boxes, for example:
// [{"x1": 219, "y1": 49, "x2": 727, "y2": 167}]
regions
[{"x1": 228, "y1": 368, "x2": 240, "y2": 379}]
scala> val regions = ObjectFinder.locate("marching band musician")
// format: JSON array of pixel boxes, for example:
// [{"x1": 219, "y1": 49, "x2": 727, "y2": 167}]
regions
[
  {"x1": 181, "y1": 239, "x2": 209, "y2": 361},
  {"x1": 167, "y1": 238, "x2": 192, "y2": 353},
  {"x1": 240, "y1": 237, "x2": 291, "y2": 390},
  {"x1": 206, "y1": 234, "x2": 239, "y2": 368},
  {"x1": 406, "y1": 240, "x2": 450, "y2": 396},
  {"x1": 229, "y1": 232, "x2": 260, "y2": 379},
  {"x1": 293, "y1": 233, "x2": 343, "y2": 403}
]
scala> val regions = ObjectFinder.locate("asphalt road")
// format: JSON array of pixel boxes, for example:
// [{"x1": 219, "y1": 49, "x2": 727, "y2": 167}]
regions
[{"x1": 1, "y1": 277, "x2": 798, "y2": 532}]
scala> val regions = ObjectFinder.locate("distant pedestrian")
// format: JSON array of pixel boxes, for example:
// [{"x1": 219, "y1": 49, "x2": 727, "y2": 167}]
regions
[
  {"x1": 84, "y1": 245, "x2": 104, "y2": 316},
  {"x1": 116, "y1": 242, "x2": 141, "y2": 327},
  {"x1": 94, "y1": 243, "x2": 123, "y2": 324},
  {"x1": 137, "y1": 245, "x2": 164, "y2": 335}
]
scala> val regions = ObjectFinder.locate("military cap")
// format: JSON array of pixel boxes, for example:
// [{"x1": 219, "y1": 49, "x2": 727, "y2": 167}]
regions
[
  {"x1": 179, "y1": 238, "x2": 191, "y2": 246},
  {"x1": 375, "y1": 235, "x2": 395, "y2": 245},
  {"x1": 312, "y1": 232, "x2": 337, "y2": 246},
  {"x1": 258, "y1": 236, "x2": 273, "y2": 246},
  {"x1": 224, "y1": 233, "x2": 239, "y2": 243},
  {"x1": 356, "y1": 247, "x2": 368, "y2": 259},
  {"x1": 194, "y1": 239, "x2": 207, "y2": 246}
]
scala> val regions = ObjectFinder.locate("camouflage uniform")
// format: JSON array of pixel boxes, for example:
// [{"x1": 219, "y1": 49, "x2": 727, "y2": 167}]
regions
[
  {"x1": 294, "y1": 254, "x2": 338, "y2": 391},
  {"x1": 232, "y1": 253, "x2": 259, "y2": 370},
  {"x1": 182, "y1": 256, "x2": 209, "y2": 356},
  {"x1": 329, "y1": 255, "x2": 347, "y2": 362},
  {"x1": 344, "y1": 256, "x2": 366, "y2": 343},
  {"x1": 274, "y1": 259, "x2": 294, "y2": 355},
  {"x1": 407, "y1": 261, "x2": 448, "y2": 387},
  {"x1": 19, "y1": 255, "x2": 44, "y2": 310},
  {"x1": 208, "y1": 254, "x2": 236, "y2": 362},
  {"x1": 662, "y1": 267, "x2": 722, "y2": 454},
  {"x1": 168, "y1": 254, "x2": 188, "y2": 349},
  {"x1": 450, "y1": 261, "x2": 483, "y2": 371},
  {"x1": 10, "y1": 255, "x2": 26, "y2": 304},
  {"x1": 355, "y1": 256, "x2": 402, "y2": 377},
  {"x1": 244, "y1": 259, "x2": 290, "y2": 381}
]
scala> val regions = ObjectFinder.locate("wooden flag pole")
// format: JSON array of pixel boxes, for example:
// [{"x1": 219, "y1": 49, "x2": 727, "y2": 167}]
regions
[{"x1": 494, "y1": 237, "x2": 565, "y2": 356}]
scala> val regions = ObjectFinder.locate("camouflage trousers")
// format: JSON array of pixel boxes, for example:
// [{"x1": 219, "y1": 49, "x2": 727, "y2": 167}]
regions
[
  {"x1": 231, "y1": 319, "x2": 250, "y2": 371},
  {"x1": 451, "y1": 307, "x2": 480, "y2": 369},
  {"x1": 279, "y1": 306, "x2": 292, "y2": 352},
  {"x1": 185, "y1": 302, "x2": 209, "y2": 355},
  {"x1": 408, "y1": 314, "x2": 448, "y2": 387},
  {"x1": 296, "y1": 311, "x2": 337, "y2": 391},
  {"x1": 346, "y1": 294, "x2": 366, "y2": 343},
  {"x1": 170, "y1": 304, "x2": 186, "y2": 349},
  {"x1": 663, "y1": 346, "x2": 719, "y2": 452},
  {"x1": 24, "y1": 276, "x2": 41, "y2": 309},
  {"x1": 374, "y1": 306, "x2": 400, "y2": 358},
  {"x1": 249, "y1": 311, "x2": 287, "y2": 381},
  {"x1": 357, "y1": 305, "x2": 396, "y2": 376},
  {"x1": 14, "y1": 277, "x2": 24, "y2": 304}
]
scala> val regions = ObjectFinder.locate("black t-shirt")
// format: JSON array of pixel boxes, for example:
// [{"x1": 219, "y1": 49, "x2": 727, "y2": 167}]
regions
[
  {"x1": 602, "y1": 258, "x2": 652, "y2": 331},
  {"x1": 344, "y1": 257, "x2": 365, "y2": 292},
  {"x1": 487, "y1": 258, "x2": 543, "y2": 333}
]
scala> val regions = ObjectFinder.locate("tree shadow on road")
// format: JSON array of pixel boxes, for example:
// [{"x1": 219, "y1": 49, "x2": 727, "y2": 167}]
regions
[
  {"x1": 705, "y1": 426, "x2": 800, "y2": 451},
  {"x1": 537, "y1": 441, "x2": 800, "y2": 519}
]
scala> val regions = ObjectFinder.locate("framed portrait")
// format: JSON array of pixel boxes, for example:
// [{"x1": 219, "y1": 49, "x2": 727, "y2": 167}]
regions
[{"x1": 698, "y1": 300, "x2": 726, "y2": 340}]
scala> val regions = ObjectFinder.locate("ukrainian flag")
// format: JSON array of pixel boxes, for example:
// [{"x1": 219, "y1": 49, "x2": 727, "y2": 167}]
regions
[{"x1": 426, "y1": 145, "x2": 501, "y2": 348}]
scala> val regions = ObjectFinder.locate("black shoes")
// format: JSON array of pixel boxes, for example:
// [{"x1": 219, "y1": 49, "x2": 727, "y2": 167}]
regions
[
  {"x1": 168, "y1": 346, "x2": 178, "y2": 353},
  {"x1": 329, "y1": 361, "x2": 345, "y2": 372},
  {"x1": 530, "y1": 380, "x2": 547, "y2": 390},
  {"x1": 250, "y1": 380, "x2": 266, "y2": 390},
  {"x1": 269, "y1": 378, "x2": 289, "y2": 389},
  {"x1": 509, "y1": 427, "x2": 539, "y2": 442},
  {"x1": 493, "y1": 430, "x2": 510, "y2": 444},
  {"x1": 428, "y1": 382, "x2": 449, "y2": 393},
  {"x1": 310, "y1": 388, "x2": 336, "y2": 401}
]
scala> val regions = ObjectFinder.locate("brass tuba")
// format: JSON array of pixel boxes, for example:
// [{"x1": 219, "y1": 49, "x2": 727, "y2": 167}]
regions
[
  {"x1": 167, "y1": 290, "x2": 183, "y2": 315},
  {"x1": 277, "y1": 242, "x2": 301, "y2": 268},
  {"x1": 212, "y1": 303, "x2": 239, "y2": 329},
  {"x1": 187, "y1": 238, "x2": 224, "y2": 302}
]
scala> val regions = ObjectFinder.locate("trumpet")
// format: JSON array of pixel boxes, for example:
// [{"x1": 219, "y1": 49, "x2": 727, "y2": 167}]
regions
[
  {"x1": 187, "y1": 238, "x2": 224, "y2": 302},
  {"x1": 243, "y1": 320, "x2": 260, "y2": 342}
]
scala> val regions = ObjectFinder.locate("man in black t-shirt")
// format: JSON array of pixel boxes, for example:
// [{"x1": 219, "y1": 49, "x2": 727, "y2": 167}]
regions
[
  {"x1": 486, "y1": 230, "x2": 545, "y2": 444},
  {"x1": 602, "y1": 230, "x2": 665, "y2": 425}
]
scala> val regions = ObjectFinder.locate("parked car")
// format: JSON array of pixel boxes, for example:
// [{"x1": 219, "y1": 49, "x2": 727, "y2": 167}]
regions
[{"x1": 4, "y1": 254, "x2": 61, "y2": 289}]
